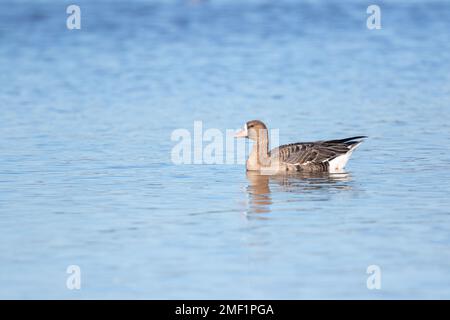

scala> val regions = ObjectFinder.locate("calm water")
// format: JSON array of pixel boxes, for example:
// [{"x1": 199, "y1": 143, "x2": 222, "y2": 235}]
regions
[{"x1": 1, "y1": 0, "x2": 450, "y2": 299}]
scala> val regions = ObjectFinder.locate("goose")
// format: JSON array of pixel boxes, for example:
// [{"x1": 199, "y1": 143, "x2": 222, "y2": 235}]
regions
[{"x1": 235, "y1": 120, "x2": 366, "y2": 173}]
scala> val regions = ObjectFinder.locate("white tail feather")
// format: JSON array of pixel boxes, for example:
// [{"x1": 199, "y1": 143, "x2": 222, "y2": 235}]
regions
[{"x1": 328, "y1": 141, "x2": 362, "y2": 173}]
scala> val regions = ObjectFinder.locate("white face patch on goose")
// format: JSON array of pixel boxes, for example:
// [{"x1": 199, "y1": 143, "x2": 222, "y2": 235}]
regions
[{"x1": 244, "y1": 123, "x2": 248, "y2": 136}]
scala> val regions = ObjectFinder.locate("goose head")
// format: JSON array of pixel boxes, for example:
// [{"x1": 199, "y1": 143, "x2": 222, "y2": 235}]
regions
[{"x1": 234, "y1": 120, "x2": 268, "y2": 141}]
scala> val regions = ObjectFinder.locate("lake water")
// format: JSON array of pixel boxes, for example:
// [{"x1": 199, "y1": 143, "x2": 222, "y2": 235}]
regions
[{"x1": 1, "y1": 0, "x2": 450, "y2": 299}]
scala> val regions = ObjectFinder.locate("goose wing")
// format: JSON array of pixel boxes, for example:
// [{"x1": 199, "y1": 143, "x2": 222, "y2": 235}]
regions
[{"x1": 270, "y1": 136, "x2": 367, "y2": 166}]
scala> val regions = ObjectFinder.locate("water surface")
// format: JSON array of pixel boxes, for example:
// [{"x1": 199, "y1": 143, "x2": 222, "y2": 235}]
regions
[{"x1": 1, "y1": 0, "x2": 450, "y2": 299}]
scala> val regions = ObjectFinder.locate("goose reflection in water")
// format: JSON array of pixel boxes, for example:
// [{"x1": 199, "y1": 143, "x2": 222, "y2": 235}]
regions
[{"x1": 245, "y1": 171, "x2": 352, "y2": 214}]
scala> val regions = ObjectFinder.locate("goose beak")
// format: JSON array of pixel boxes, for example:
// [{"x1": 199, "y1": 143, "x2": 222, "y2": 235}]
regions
[{"x1": 234, "y1": 124, "x2": 248, "y2": 138}]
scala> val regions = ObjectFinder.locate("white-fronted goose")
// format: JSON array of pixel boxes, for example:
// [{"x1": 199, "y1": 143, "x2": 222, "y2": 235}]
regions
[{"x1": 235, "y1": 120, "x2": 366, "y2": 173}]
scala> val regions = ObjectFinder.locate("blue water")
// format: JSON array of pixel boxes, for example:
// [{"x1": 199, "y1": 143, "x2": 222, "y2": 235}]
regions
[{"x1": 1, "y1": 0, "x2": 450, "y2": 299}]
